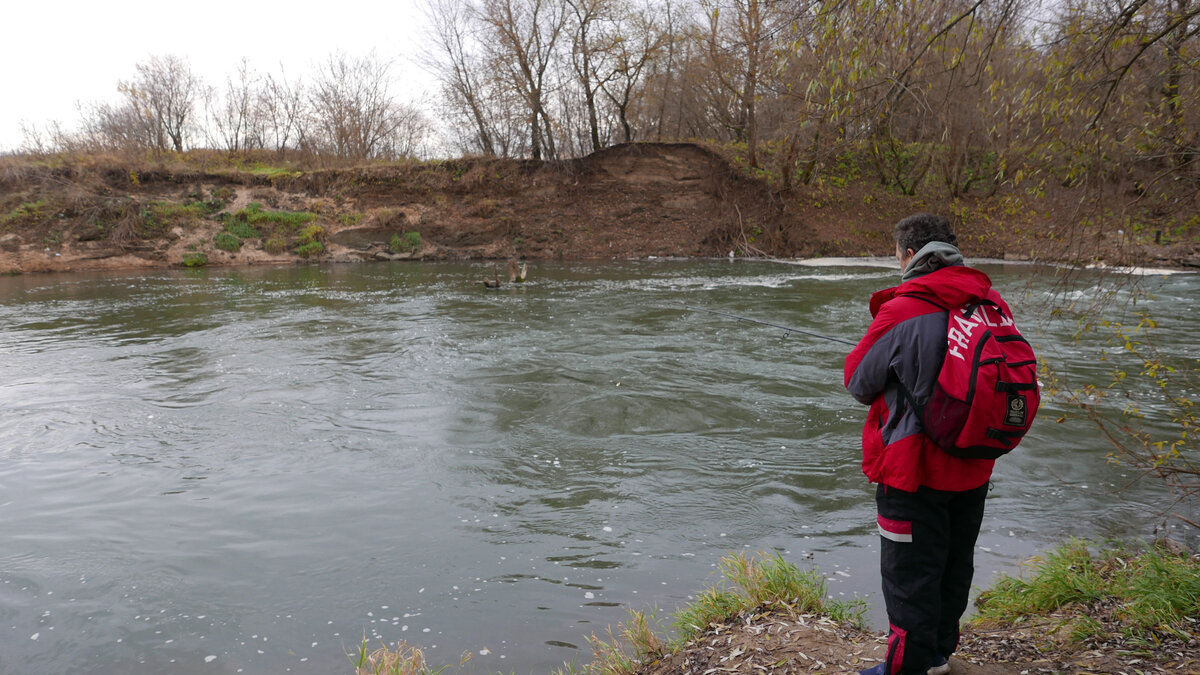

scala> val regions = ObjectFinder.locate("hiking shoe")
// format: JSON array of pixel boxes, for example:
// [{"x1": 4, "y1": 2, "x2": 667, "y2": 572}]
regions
[
  {"x1": 857, "y1": 663, "x2": 887, "y2": 675},
  {"x1": 927, "y1": 654, "x2": 951, "y2": 675}
]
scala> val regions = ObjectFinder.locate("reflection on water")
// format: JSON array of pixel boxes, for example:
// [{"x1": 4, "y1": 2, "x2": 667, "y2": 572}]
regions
[{"x1": 0, "y1": 260, "x2": 1193, "y2": 674}]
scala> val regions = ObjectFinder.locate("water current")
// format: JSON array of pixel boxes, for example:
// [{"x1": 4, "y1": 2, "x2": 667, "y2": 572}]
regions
[{"x1": 0, "y1": 259, "x2": 1194, "y2": 674}]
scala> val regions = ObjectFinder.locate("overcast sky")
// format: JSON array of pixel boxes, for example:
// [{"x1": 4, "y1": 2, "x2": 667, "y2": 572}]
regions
[{"x1": 0, "y1": 0, "x2": 441, "y2": 152}]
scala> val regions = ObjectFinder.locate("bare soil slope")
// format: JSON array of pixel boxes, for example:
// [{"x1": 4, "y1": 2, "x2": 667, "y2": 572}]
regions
[
  {"x1": 0, "y1": 144, "x2": 808, "y2": 274},
  {"x1": 5, "y1": 142, "x2": 1193, "y2": 275}
]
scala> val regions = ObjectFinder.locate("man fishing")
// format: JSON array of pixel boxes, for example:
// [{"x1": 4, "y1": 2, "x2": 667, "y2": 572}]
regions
[{"x1": 844, "y1": 213, "x2": 1013, "y2": 675}]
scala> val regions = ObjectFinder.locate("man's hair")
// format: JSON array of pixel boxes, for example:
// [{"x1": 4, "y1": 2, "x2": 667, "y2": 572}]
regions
[{"x1": 894, "y1": 213, "x2": 957, "y2": 253}]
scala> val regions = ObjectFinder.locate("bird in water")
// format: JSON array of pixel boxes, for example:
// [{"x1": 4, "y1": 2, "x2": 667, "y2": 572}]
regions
[{"x1": 508, "y1": 259, "x2": 528, "y2": 283}]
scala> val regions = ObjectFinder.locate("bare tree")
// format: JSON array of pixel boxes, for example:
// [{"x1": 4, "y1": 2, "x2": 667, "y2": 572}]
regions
[
  {"x1": 75, "y1": 98, "x2": 157, "y2": 152},
  {"x1": 119, "y1": 54, "x2": 203, "y2": 152},
  {"x1": 700, "y1": 0, "x2": 780, "y2": 167},
  {"x1": 209, "y1": 58, "x2": 265, "y2": 153},
  {"x1": 260, "y1": 67, "x2": 307, "y2": 154},
  {"x1": 423, "y1": 0, "x2": 499, "y2": 155},
  {"x1": 308, "y1": 52, "x2": 430, "y2": 159},
  {"x1": 479, "y1": 0, "x2": 569, "y2": 159},
  {"x1": 566, "y1": 0, "x2": 618, "y2": 152},
  {"x1": 602, "y1": 1, "x2": 667, "y2": 143}
]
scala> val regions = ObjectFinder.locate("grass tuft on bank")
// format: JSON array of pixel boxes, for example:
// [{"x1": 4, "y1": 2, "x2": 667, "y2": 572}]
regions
[
  {"x1": 561, "y1": 552, "x2": 868, "y2": 675},
  {"x1": 972, "y1": 538, "x2": 1200, "y2": 648}
]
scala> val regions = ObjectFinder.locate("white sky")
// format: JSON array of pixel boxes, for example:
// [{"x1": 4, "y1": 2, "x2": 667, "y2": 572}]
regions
[{"x1": 0, "y1": 0, "x2": 441, "y2": 152}]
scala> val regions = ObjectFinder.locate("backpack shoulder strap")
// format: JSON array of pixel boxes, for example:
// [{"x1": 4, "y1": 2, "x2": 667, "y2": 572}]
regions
[{"x1": 898, "y1": 293, "x2": 1006, "y2": 321}]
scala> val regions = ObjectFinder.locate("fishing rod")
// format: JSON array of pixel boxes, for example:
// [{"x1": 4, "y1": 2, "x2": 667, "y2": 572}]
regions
[{"x1": 680, "y1": 304, "x2": 857, "y2": 346}]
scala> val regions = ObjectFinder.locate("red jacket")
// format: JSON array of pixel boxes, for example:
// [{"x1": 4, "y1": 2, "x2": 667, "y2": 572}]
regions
[{"x1": 844, "y1": 265, "x2": 1003, "y2": 492}]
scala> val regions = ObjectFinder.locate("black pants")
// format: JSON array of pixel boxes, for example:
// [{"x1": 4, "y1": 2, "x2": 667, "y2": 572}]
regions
[{"x1": 874, "y1": 482, "x2": 988, "y2": 675}]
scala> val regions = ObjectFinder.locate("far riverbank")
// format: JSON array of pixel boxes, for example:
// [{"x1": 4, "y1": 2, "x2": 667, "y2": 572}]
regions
[{"x1": 3, "y1": 144, "x2": 1197, "y2": 277}]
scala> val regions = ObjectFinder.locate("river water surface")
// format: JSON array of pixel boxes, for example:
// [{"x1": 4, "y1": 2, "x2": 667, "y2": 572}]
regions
[{"x1": 0, "y1": 260, "x2": 1194, "y2": 674}]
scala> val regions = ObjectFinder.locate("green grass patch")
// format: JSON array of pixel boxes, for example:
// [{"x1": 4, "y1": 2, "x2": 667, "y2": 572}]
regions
[
  {"x1": 295, "y1": 241, "x2": 325, "y2": 258},
  {"x1": 390, "y1": 231, "x2": 421, "y2": 254},
  {"x1": 973, "y1": 539, "x2": 1200, "y2": 645},
  {"x1": 225, "y1": 221, "x2": 259, "y2": 239},
  {"x1": 674, "y1": 552, "x2": 866, "y2": 640},
  {"x1": 214, "y1": 232, "x2": 242, "y2": 252},
  {"x1": 231, "y1": 202, "x2": 316, "y2": 230},
  {"x1": 138, "y1": 200, "x2": 209, "y2": 237},
  {"x1": 263, "y1": 238, "x2": 288, "y2": 254},
  {"x1": 0, "y1": 200, "x2": 48, "y2": 229},
  {"x1": 182, "y1": 252, "x2": 208, "y2": 267},
  {"x1": 243, "y1": 164, "x2": 302, "y2": 180}
]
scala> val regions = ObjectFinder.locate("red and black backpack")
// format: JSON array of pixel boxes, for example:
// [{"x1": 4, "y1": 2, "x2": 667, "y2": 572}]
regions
[{"x1": 906, "y1": 296, "x2": 1040, "y2": 459}]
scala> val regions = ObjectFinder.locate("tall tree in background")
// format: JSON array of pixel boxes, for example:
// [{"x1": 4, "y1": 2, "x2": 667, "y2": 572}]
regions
[
  {"x1": 479, "y1": 0, "x2": 569, "y2": 160},
  {"x1": 260, "y1": 67, "x2": 307, "y2": 155},
  {"x1": 701, "y1": 0, "x2": 780, "y2": 168},
  {"x1": 423, "y1": 0, "x2": 499, "y2": 156},
  {"x1": 603, "y1": 0, "x2": 667, "y2": 143},
  {"x1": 209, "y1": 58, "x2": 264, "y2": 153},
  {"x1": 566, "y1": 0, "x2": 617, "y2": 153}
]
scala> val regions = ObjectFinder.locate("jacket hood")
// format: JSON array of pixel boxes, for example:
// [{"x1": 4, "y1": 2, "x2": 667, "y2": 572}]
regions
[
  {"x1": 870, "y1": 265, "x2": 994, "y2": 316},
  {"x1": 901, "y1": 242, "x2": 964, "y2": 282}
]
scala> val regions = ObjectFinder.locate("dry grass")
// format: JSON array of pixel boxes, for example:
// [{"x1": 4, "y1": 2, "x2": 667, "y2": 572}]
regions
[{"x1": 350, "y1": 638, "x2": 456, "y2": 675}]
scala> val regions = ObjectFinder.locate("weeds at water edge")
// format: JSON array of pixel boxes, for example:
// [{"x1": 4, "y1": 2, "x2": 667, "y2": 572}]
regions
[{"x1": 350, "y1": 636, "x2": 465, "y2": 675}]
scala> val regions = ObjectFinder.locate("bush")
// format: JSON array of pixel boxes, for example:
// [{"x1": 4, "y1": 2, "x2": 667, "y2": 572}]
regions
[
  {"x1": 263, "y1": 238, "x2": 287, "y2": 254},
  {"x1": 182, "y1": 252, "x2": 207, "y2": 267},
  {"x1": 214, "y1": 232, "x2": 242, "y2": 252}
]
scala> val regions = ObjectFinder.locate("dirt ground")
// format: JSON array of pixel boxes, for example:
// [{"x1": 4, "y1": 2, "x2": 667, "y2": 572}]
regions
[
  {"x1": 631, "y1": 604, "x2": 1199, "y2": 675},
  {"x1": 2, "y1": 143, "x2": 1197, "y2": 276}
]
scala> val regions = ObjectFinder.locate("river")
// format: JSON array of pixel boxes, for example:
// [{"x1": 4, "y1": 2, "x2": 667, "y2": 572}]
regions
[{"x1": 0, "y1": 259, "x2": 1194, "y2": 674}]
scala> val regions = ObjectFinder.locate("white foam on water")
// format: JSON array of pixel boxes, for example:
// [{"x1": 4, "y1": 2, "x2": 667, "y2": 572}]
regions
[{"x1": 783, "y1": 257, "x2": 898, "y2": 269}]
